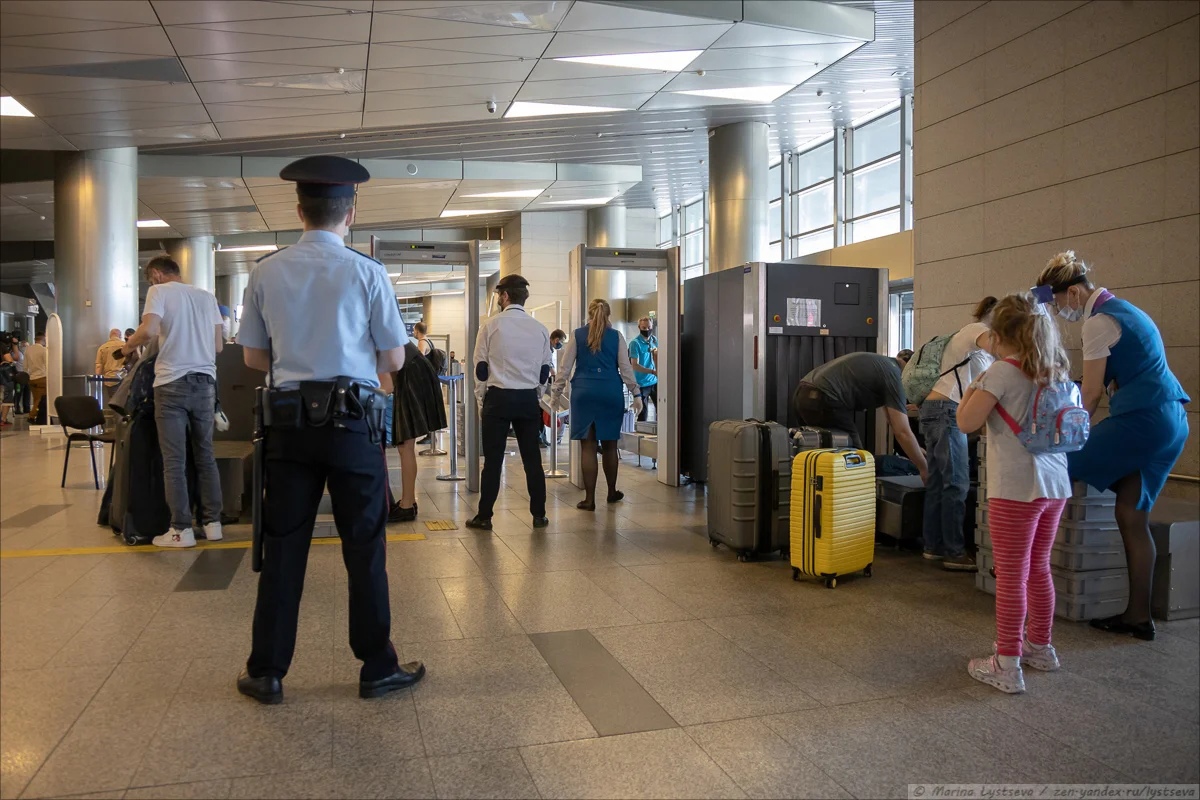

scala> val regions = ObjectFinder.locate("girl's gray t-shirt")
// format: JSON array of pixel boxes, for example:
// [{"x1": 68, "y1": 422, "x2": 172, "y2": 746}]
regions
[{"x1": 971, "y1": 360, "x2": 1071, "y2": 503}]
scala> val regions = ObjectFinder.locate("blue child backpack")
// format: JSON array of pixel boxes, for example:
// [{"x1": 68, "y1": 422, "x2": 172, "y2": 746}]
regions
[{"x1": 993, "y1": 358, "x2": 1090, "y2": 454}]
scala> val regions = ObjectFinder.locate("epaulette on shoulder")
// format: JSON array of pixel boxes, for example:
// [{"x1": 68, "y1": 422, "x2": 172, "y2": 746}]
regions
[
  {"x1": 255, "y1": 246, "x2": 287, "y2": 263},
  {"x1": 349, "y1": 246, "x2": 384, "y2": 266}
]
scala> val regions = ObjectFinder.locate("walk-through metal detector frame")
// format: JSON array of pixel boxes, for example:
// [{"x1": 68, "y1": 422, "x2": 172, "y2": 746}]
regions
[
  {"x1": 568, "y1": 245, "x2": 681, "y2": 488},
  {"x1": 370, "y1": 238, "x2": 489, "y2": 492}
]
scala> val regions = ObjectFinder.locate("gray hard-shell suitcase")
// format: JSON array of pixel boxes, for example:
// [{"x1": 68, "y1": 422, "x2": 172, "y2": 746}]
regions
[
  {"x1": 876, "y1": 475, "x2": 925, "y2": 540},
  {"x1": 707, "y1": 419, "x2": 791, "y2": 560},
  {"x1": 790, "y1": 426, "x2": 852, "y2": 455}
]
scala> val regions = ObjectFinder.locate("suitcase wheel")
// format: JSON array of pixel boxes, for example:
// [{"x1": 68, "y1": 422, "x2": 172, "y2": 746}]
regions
[
  {"x1": 737, "y1": 552, "x2": 750, "y2": 563},
  {"x1": 792, "y1": 567, "x2": 800, "y2": 581},
  {"x1": 710, "y1": 539, "x2": 720, "y2": 549},
  {"x1": 824, "y1": 576, "x2": 837, "y2": 589},
  {"x1": 123, "y1": 531, "x2": 140, "y2": 546},
  {"x1": 863, "y1": 564, "x2": 873, "y2": 578}
]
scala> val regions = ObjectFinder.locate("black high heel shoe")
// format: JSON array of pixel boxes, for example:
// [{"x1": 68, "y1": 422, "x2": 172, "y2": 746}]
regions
[{"x1": 1090, "y1": 614, "x2": 1155, "y2": 641}]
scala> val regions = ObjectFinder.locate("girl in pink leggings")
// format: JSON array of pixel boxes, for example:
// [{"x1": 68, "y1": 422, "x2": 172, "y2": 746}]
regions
[{"x1": 956, "y1": 293, "x2": 1072, "y2": 694}]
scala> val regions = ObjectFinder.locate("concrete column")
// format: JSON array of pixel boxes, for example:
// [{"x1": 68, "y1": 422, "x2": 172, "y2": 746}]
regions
[
  {"x1": 165, "y1": 236, "x2": 216, "y2": 294},
  {"x1": 586, "y1": 205, "x2": 628, "y2": 306},
  {"x1": 708, "y1": 121, "x2": 769, "y2": 271},
  {"x1": 53, "y1": 148, "x2": 139, "y2": 378}
]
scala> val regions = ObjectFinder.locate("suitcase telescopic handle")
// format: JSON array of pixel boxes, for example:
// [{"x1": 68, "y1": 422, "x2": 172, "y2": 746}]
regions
[{"x1": 842, "y1": 452, "x2": 867, "y2": 467}]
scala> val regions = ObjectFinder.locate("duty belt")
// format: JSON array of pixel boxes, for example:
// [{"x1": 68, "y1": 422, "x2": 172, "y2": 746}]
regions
[{"x1": 260, "y1": 377, "x2": 384, "y2": 441}]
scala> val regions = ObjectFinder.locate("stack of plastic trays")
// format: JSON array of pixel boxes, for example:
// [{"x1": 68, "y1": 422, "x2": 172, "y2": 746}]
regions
[{"x1": 976, "y1": 479, "x2": 1127, "y2": 622}]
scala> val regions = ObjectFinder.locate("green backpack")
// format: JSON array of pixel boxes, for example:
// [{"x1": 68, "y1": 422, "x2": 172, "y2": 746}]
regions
[{"x1": 901, "y1": 334, "x2": 971, "y2": 406}]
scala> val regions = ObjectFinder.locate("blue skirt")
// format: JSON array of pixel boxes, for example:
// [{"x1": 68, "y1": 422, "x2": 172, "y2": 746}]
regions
[
  {"x1": 570, "y1": 376, "x2": 625, "y2": 442},
  {"x1": 1067, "y1": 400, "x2": 1189, "y2": 510}
]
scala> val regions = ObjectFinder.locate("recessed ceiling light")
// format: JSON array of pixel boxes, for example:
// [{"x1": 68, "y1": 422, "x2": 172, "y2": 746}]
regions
[
  {"x1": 0, "y1": 96, "x2": 34, "y2": 117},
  {"x1": 555, "y1": 50, "x2": 703, "y2": 72},
  {"x1": 541, "y1": 197, "x2": 616, "y2": 206},
  {"x1": 675, "y1": 85, "x2": 796, "y2": 103},
  {"x1": 462, "y1": 190, "x2": 543, "y2": 199},
  {"x1": 137, "y1": 219, "x2": 170, "y2": 228},
  {"x1": 504, "y1": 101, "x2": 626, "y2": 119},
  {"x1": 215, "y1": 244, "x2": 278, "y2": 253},
  {"x1": 441, "y1": 209, "x2": 505, "y2": 218}
]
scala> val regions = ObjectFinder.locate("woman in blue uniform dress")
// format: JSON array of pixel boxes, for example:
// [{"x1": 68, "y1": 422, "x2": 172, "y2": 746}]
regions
[
  {"x1": 552, "y1": 299, "x2": 642, "y2": 510},
  {"x1": 1036, "y1": 252, "x2": 1190, "y2": 640}
]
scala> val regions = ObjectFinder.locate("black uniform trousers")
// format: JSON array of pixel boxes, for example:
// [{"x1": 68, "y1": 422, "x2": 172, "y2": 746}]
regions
[
  {"x1": 791, "y1": 382, "x2": 864, "y2": 449},
  {"x1": 478, "y1": 388, "x2": 546, "y2": 521},
  {"x1": 636, "y1": 383, "x2": 657, "y2": 422},
  {"x1": 247, "y1": 418, "x2": 399, "y2": 682}
]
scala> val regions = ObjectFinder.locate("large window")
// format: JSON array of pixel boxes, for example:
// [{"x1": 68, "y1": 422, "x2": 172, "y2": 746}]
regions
[
  {"x1": 845, "y1": 108, "x2": 902, "y2": 244},
  {"x1": 788, "y1": 139, "x2": 835, "y2": 257},
  {"x1": 656, "y1": 210, "x2": 675, "y2": 249},
  {"x1": 681, "y1": 194, "x2": 705, "y2": 281},
  {"x1": 767, "y1": 158, "x2": 783, "y2": 262},
  {"x1": 888, "y1": 283, "x2": 914, "y2": 354}
]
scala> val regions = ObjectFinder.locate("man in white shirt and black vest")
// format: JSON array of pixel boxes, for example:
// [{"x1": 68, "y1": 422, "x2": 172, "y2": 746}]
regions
[{"x1": 467, "y1": 274, "x2": 552, "y2": 530}]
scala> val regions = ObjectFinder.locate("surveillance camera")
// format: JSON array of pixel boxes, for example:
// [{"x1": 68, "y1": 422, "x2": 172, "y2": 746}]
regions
[{"x1": 486, "y1": 100, "x2": 497, "y2": 114}]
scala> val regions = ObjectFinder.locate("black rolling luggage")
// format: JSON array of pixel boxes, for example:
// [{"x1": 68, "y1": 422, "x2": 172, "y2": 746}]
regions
[{"x1": 106, "y1": 410, "x2": 172, "y2": 544}]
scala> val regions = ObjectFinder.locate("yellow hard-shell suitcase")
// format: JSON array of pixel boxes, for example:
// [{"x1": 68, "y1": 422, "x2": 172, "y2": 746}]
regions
[{"x1": 790, "y1": 448, "x2": 876, "y2": 588}]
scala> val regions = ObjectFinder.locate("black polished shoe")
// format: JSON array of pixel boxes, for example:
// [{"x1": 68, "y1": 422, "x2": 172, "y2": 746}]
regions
[
  {"x1": 360, "y1": 662, "x2": 427, "y2": 698},
  {"x1": 532, "y1": 516, "x2": 549, "y2": 528},
  {"x1": 388, "y1": 502, "x2": 417, "y2": 523},
  {"x1": 464, "y1": 515, "x2": 493, "y2": 530},
  {"x1": 1090, "y1": 614, "x2": 1156, "y2": 641},
  {"x1": 237, "y1": 670, "x2": 283, "y2": 705}
]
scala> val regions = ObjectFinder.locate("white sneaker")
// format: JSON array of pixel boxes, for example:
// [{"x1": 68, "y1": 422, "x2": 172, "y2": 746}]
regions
[
  {"x1": 1021, "y1": 640, "x2": 1060, "y2": 672},
  {"x1": 153, "y1": 528, "x2": 196, "y2": 548},
  {"x1": 202, "y1": 521, "x2": 223, "y2": 542},
  {"x1": 968, "y1": 652, "x2": 1025, "y2": 694}
]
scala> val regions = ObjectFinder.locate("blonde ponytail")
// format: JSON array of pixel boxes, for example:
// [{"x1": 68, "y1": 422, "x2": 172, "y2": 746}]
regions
[
  {"x1": 990, "y1": 292, "x2": 1070, "y2": 384},
  {"x1": 586, "y1": 299, "x2": 611, "y2": 353},
  {"x1": 1037, "y1": 250, "x2": 1093, "y2": 292}
]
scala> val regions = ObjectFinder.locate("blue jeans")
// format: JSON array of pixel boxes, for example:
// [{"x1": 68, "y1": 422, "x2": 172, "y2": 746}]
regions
[
  {"x1": 154, "y1": 373, "x2": 223, "y2": 530},
  {"x1": 920, "y1": 399, "x2": 968, "y2": 558}
]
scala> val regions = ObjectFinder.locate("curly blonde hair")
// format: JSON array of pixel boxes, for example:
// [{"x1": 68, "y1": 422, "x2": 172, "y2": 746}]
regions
[{"x1": 990, "y1": 292, "x2": 1070, "y2": 384}]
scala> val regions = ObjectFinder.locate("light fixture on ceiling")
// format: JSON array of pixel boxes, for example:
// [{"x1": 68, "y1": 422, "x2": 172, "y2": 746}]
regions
[
  {"x1": 0, "y1": 96, "x2": 34, "y2": 117},
  {"x1": 462, "y1": 190, "x2": 543, "y2": 199},
  {"x1": 540, "y1": 197, "x2": 616, "y2": 206},
  {"x1": 426, "y1": 290, "x2": 465, "y2": 297},
  {"x1": 214, "y1": 244, "x2": 279, "y2": 253},
  {"x1": 137, "y1": 219, "x2": 170, "y2": 228},
  {"x1": 440, "y1": 209, "x2": 505, "y2": 218},
  {"x1": 555, "y1": 50, "x2": 703, "y2": 72},
  {"x1": 504, "y1": 101, "x2": 626, "y2": 119},
  {"x1": 675, "y1": 85, "x2": 796, "y2": 103}
]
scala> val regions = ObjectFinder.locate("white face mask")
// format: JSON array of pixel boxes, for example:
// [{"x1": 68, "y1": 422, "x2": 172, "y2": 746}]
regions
[{"x1": 1056, "y1": 289, "x2": 1084, "y2": 322}]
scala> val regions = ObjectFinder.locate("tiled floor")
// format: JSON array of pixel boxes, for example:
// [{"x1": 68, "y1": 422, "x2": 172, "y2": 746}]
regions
[{"x1": 1, "y1": 428, "x2": 1197, "y2": 799}]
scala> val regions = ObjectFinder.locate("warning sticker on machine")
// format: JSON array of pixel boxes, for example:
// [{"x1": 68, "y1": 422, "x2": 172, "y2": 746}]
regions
[
  {"x1": 768, "y1": 326, "x2": 784, "y2": 334},
  {"x1": 787, "y1": 298, "x2": 822, "y2": 328}
]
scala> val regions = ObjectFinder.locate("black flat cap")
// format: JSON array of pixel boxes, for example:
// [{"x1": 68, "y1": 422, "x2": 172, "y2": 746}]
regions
[
  {"x1": 495, "y1": 274, "x2": 529, "y2": 291},
  {"x1": 280, "y1": 155, "x2": 370, "y2": 198}
]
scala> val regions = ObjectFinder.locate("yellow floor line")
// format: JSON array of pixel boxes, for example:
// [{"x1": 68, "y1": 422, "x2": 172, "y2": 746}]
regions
[
  {"x1": 0, "y1": 532, "x2": 426, "y2": 559},
  {"x1": 424, "y1": 519, "x2": 458, "y2": 531}
]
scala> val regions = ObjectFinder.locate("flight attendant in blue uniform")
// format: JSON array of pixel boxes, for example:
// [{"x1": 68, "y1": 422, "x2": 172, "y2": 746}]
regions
[
  {"x1": 235, "y1": 155, "x2": 426, "y2": 703},
  {"x1": 1036, "y1": 251, "x2": 1190, "y2": 641},
  {"x1": 552, "y1": 299, "x2": 642, "y2": 510}
]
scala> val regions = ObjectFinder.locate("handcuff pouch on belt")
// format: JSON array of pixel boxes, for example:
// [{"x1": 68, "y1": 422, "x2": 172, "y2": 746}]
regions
[{"x1": 263, "y1": 377, "x2": 383, "y2": 444}]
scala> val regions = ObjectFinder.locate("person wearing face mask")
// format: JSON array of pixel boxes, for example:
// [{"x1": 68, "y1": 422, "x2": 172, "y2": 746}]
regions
[
  {"x1": 1035, "y1": 251, "x2": 1189, "y2": 641},
  {"x1": 627, "y1": 316, "x2": 658, "y2": 422},
  {"x1": 539, "y1": 330, "x2": 569, "y2": 447}
]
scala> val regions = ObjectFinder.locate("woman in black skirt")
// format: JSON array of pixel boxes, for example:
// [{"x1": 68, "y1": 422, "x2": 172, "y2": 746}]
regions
[{"x1": 386, "y1": 340, "x2": 448, "y2": 522}]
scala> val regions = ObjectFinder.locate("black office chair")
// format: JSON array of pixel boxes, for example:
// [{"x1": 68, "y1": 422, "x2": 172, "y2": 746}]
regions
[{"x1": 55, "y1": 396, "x2": 116, "y2": 489}]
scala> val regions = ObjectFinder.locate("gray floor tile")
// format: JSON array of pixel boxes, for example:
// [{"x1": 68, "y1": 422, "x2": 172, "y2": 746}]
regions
[
  {"x1": 428, "y1": 749, "x2": 540, "y2": 800},
  {"x1": 0, "y1": 593, "x2": 108, "y2": 670},
  {"x1": 22, "y1": 660, "x2": 189, "y2": 798},
  {"x1": 123, "y1": 593, "x2": 257, "y2": 663},
  {"x1": 0, "y1": 555, "x2": 55, "y2": 597},
  {"x1": 613, "y1": 527, "x2": 724, "y2": 564},
  {"x1": 530, "y1": 629, "x2": 678, "y2": 737},
  {"x1": 48, "y1": 594, "x2": 169, "y2": 669},
  {"x1": 385, "y1": 539, "x2": 484, "y2": 582},
  {"x1": 625, "y1": 561, "x2": 828, "y2": 620},
  {"x1": 59, "y1": 553, "x2": 200, "y2": 599},
  {"x1": 404, "y1": 635, "x2": 596, "y2": 755},
  {"x1": 0, "y1": 503, "x2": 69, "y2": 528},
  {"x1": 489, "y1": 570, "x2": 640, "y2": 633},
  {"x1": 520, "y1": 728, "x2": 745, "y2": 799},
  {"x1": 437, "y1": 576, "x2": 525, "y2": 639},
  {"x1": 497, "y1": 530, "x2": 659, "y2": 572},
  {"x1": 0, "y1": 555, "x2": 108, "y2": 608},
  {"x1": 592, "y1": 620, "x2": 820, "y2": 726},
  {"x1": 330, "y1": 688, "x2": 426, "y2": 766},
  {"x1": 385, "y1": 578, "x2": 464, "y2": 645},
  {"x1": 457, "y1": 533, "x2": 531, "y2": 575},
  {"x1": 226, "y1": 759, "x2": 433, "y2": 799},
  {"x1": 0, "y1": 665, "x2": 112, "y2": 799},
  {"x1": 125, "y1": 779, "x2": 233, "y2": 799},
  {"x1": 174, "y1": 548, "x2": 247, "y2": 592},
  {"x1": 685, "y1": 718, "x2": 851, "y2": 799},
  {"x1": 582, "y1": 566, "x2": 693, "y2": 623}
]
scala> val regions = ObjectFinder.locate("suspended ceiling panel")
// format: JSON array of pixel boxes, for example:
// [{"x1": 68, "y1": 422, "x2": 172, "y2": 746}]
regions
[{"x1": 1, "y1": 0, "x2": 910, "y2": 220}]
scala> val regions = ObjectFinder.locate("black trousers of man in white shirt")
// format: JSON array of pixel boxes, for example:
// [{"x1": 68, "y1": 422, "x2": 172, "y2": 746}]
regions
[{"x1": 477, "y1": 387, "x2": 546, "y2": 521}]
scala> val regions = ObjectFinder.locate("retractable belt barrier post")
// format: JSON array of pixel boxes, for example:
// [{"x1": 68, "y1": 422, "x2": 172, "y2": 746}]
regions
[{"x1": 437, "y1": 375, "x2": 465, "y2": 482}]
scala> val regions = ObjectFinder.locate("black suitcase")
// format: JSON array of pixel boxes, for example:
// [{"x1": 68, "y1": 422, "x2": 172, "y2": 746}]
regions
[
  {"x1": 876, "y1": 475, "x2": 925, "y2": 541},
  {"x1": 104, "y1": 410, "x2": 200, "y2": 544}
]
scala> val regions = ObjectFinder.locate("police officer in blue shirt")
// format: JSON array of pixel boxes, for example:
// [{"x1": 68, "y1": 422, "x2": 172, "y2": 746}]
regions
[
  {"x1": 235, "y1": 155, "x2": 425, "y2": 704},
  {"x1": 627, "y1": 316, "x2": 658, "y2": 421}
]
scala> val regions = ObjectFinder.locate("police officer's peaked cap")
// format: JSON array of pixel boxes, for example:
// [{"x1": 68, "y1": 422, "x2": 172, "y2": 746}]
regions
[
  {"x1": 280, "y1": 155, "x2": 370, "y2": 198},
  {"x1": 495, "y1": 274, "x2": 529, "y2": 292}
]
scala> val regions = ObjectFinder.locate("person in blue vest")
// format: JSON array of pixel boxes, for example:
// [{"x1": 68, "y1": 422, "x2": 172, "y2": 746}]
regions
[
  {"x1": 1036, "y1": 251, "x2": 1190, "y2": 641},
  {"x1": 552, "y1": 299, "x2": 642, "y2": 510}
]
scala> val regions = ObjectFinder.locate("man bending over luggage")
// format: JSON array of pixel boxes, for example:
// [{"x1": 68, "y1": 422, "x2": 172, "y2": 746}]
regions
[
  {"x1": 123, "y1": 255, "x2": 224, "y2": 548},
  {"x1": 791, "y1": 351, "x2": 928, "y2": 484}
]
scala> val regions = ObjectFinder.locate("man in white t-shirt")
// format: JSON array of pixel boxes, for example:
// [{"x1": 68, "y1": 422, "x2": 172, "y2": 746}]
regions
[{"x1": 123, "y1": 255, "x2": 224, "y2": 548}]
